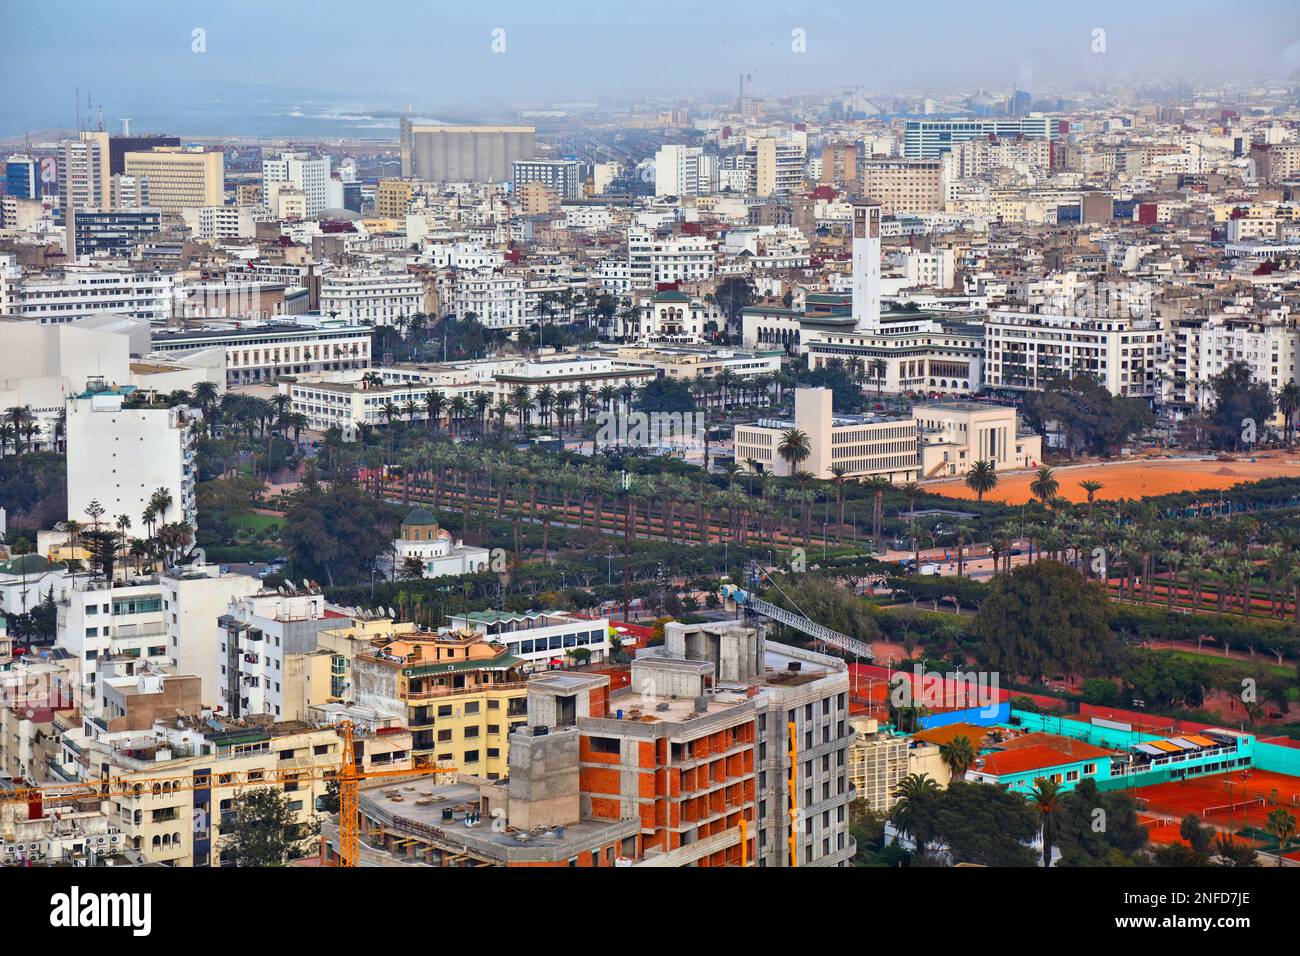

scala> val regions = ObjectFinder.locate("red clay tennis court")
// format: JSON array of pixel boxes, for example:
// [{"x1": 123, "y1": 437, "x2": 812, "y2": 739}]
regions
[{"x1": 1133, "y1": 769, "x2": 1300, "y2": 833}]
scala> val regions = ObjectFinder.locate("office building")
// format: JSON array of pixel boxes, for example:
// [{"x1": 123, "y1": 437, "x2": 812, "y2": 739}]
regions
[
  {"x1": 5, "y1": 155, "x2": 37, "y2": 200},
  {"x1": 735, "y1": 387, "x2": 919, "y2": 481},
  {"x1": 913, "y1": 401, "x2": 1043, "y2": 477},
  {"x1": 150, "y1": 320, "x2": 373, "y2": 386},
  {"x1": 107, "y1": 134, "x2": 180, "y2": 175},
  {"x1": 66, "y1": 207, "x2": 161, "y2": 256},
  {"x1": 903, "y1": 117, "x2": 1054, "y2": 159},
  {"x1": 123, "y1": 147, "x2": 225, "y2": 213},
  {"x1": 262, "y1": 151, "x2": 331, "y2": 218}
]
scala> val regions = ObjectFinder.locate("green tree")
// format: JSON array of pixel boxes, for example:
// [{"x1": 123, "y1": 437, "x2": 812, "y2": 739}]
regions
[
  {"x1": 972, "y1": 561, "x2": 1117, "y2": 681},
  {"x1": 221, "y1": 788, "x2": 319, "y2": 866},
  {"x1": 964, "y1": 459, "x2": 998, "y2": 501}
]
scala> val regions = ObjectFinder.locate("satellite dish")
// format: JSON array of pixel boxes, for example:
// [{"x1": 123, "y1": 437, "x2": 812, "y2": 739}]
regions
[
  {"x1": 387, "y1": 606, "x2": 396, "y2": 618},
  {"x1": 303, "y1": 579, "x2": 311, "y2": 591}
]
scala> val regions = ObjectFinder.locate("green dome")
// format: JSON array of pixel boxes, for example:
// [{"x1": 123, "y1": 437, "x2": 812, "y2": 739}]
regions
[{"x1": 402, "y1": 508, "x2": 438, "y2": 527}]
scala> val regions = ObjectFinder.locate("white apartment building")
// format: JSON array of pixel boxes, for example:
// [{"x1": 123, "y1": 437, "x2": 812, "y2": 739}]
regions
[
  {"x1": 217, "y1": 591, "x2": 338, "y2": 721},
  {"x1": 65, "y1": 389, "x2": 197, "y2": 539},
  {"x1": 444, "y1": 610, "x2": 611, "y2": 671},
  {"x1": 654, "y1": 145, "x2": 716, "y2": 198},
  {"x1": 319, "y1": 271, "x2": 424, "y2": 326},
  {"x1": 262, "y1": 152, "x2": 332, "y2": 218},
  {"x1": 57, "y1": 577, "x2": 172, "y2": 684},
  {"x1": 1165, "y1": 314, "x2": 1300, "y2": 411},
  {"x1": 450, "y1": 269, "x2": 572, "y2": 330},
  {"x1": 903, "y1": 248, "x2": 957, "y2": 289},
  {"x1": 159, "y1": 565, "x2": 263, "y2": 706},
  {"x1": 0, "y1": 256, "x2": 173, "y2": 324},
  {"x1": 984, "y1": 309, "x2": 1165, "y2": 399},
  {"x1": 181, "y1": 205, "x2": 258, "y2": 240},
  {"x1": 624, "y1": 227, "x2": 716, "y2": 290},
  {"x1": 752, "y1": 136, "x2": 806, "y2": 197}
]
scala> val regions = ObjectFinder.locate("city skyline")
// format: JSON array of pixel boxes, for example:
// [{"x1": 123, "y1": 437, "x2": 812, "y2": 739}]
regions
[{"x1": 3, "y1": 0, "x2": 1299, "y2": 139}]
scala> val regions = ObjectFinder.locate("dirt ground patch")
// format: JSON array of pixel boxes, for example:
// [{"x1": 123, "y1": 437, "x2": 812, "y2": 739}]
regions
[{"x1": 925, "y1": 452, "x2": 1300, "y2": 504}]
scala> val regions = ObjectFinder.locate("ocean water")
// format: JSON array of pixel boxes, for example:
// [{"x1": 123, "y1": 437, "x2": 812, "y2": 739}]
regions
[{"x1": 0, "y1": 83, "x2": 454, "y2": 143}]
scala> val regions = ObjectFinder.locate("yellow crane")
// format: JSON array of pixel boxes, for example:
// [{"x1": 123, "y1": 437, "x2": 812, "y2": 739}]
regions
[{"x1": 0, "y1": 722, "x2": 451, "y2": 867}]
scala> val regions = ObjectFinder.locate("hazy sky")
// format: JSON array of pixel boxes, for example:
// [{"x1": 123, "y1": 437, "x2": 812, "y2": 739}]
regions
[{"x1": 3, "y1": 0, "x2": 1298, "y2": 136}]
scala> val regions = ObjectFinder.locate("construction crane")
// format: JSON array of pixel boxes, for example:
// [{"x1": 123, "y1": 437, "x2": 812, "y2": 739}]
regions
[
  {"x1": 721, "y1": 561, "x2": 874, "y2": 661},
  {"x1": 0, "y1": 722, "x2": 452, "y2": 867}
]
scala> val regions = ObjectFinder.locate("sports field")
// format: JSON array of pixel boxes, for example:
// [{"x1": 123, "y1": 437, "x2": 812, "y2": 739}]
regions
[
  {"x1": 925, "y1": 452, "x2": 1300, "y2": 504},
  {"x1": 1133, "y1": 769, "x2": 1300, "y2": 834}
]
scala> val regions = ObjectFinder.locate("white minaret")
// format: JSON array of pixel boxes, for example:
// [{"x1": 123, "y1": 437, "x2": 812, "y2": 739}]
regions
[{"x1": 852, "y1": 199, "x2": 882, "y2": 331}]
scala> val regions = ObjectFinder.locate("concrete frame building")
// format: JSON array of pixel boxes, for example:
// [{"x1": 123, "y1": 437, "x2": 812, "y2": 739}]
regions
[{"x1": 734, "y1": 387, "x2": 919, "y2": 481}]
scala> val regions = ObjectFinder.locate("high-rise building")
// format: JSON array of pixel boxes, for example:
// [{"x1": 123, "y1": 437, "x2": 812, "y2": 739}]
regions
[
  {"x1": 64, "y1": 388, "x2": 197, "y2": 541},
  {"x1": 58, "y1": 131, "x2": 110, "y2": 211},
  {"x1": 375, "y1": 179, "x2": 413, "y2": 219},
  {"x1": 4, "y1": 155, "x2": 37, "y2": 200},
  {"x1": 819, "y1": 143, "x2": 859, "y2": 188},
  {"x1": 753, "y1": 136, "x2": 805, "y2": 197},
  {"x1": 512, "y1": 159, "x2": 583, "y2": 199},
  {"x1": 123, "y1": 146, "x2": 224, "y2": 213},
  {"x1": 653, "y1": 145, "x2": 714, "y2": 198},
  {"x1": 262, "y1": 151, "x2": 331, "y2": 218},
  {"x1": 108, "y1": 134, "x2": 180, "y2": 176},
  {"x1": 400, "y1": 120, "x2": 536, "y2": 183}
]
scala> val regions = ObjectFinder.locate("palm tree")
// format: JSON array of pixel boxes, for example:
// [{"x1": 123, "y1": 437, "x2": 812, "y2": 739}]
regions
[
  {"x1": 1030, "y1": 777, "x2": 1062, "y2": 868},
  {"x1": 891, "y1": 772, "x2": 940, "y2": 845},
  {"x1": 149, "y1": 487, "x2": 174, "y2": 530},
  {"x1": 871, "y1": 358, "x2": 887, "y2": 399},
  {"x1": 1030, "y1": 466, "x2": 1059, "y2": 506},
  {"x1": 1278, "y1": 382, "x2": 1300, "y2": 447},
  {"x1": 901, "y1": 481, "x2": 922, "y2": 565},
  {"x1": 964, "y1": 459, "x2": 998, "y2": 501},
  {"x1": 939, "y1": 735, "x2": 975, "y2": 783},
  {"x1": 1079, "y1": 479, "x2": 1104, "y2": 512},
  {"x1": 1265, "y1": 808, "x2": 1297, "y2": 867},
  {"x1": 777, "y1": 428, "x2": 811, "y2": 475},
  {"x1": 829, "y1": 464, "x2": 848, "y2": 532}
]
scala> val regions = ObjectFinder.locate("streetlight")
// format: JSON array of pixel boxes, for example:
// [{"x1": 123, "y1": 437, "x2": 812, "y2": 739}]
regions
[
  {"x1": 822, "y1": 521, "x2": 828, "y2": 560},
  {"x1": 606, "y1": 547, "x2": 614, "y2": 587}
]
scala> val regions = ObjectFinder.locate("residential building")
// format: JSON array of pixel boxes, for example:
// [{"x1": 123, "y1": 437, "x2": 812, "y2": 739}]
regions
[
  {"x1": 262, "y1": 152, "x2": 331, "y2": 218},
  {"x1": 319, "y1": 271, "x2": 424, "y2": 327},
  {"x1": 860, "y1": 158, "x2": 945, "y2": 215},
  {"x1": 64, "y1": 388, "x2": 197, "y2": 543},
  {"x1": 512, "y1": 159, "x2": 583, "y2": 199},
  {"x1": 352, "y1": 627, "x2": 528, "y2": 776},
  {"x1": 984, "y1": 309, "x2": 1165, "y2": 399},
  {"x1": 444, "y1": 609, "x2": 612, "y2": 672}
]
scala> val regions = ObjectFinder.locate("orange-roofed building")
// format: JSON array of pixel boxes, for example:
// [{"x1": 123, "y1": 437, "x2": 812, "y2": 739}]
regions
[{"x1": 968, "y1": 733, "x2": 1117, "y2": 794}]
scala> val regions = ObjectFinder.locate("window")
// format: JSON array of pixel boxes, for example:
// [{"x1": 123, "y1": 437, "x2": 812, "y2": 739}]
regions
[{"x1": 463, "y1": 750, "x2": 480, "y2": 764}]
